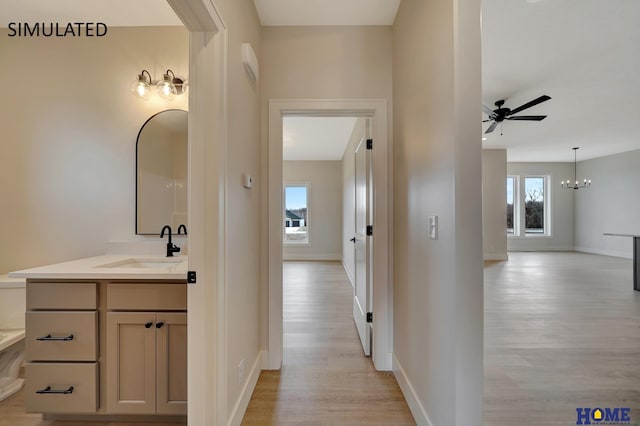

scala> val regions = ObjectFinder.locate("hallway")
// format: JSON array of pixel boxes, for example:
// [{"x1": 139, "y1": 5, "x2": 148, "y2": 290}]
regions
[{"x1": 242, "y1": 261, "x2": 415, "y2": 425}]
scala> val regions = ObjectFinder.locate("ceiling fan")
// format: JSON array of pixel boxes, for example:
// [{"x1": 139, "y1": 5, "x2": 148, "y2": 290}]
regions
[{"x1": 483, "y1": 95, "x2": 551, "y2": 134}]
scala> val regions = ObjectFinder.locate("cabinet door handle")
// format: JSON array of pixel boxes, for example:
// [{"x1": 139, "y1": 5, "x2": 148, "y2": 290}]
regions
[
  {"x1": 156, "y1": 322, "x2": 165, "y2": 329},
  {"x1": 36, "y1": 386, "x2": 74, "y2": 395},
  {"x1": 145, "y1": 322, "x2": 153, "y2": 329},
  {"x1": 350, "y1": 237, "x2": 356, "y2": 243},
  {"x1": 36, "y1": 334, "x2": 74, "y2": 341}
]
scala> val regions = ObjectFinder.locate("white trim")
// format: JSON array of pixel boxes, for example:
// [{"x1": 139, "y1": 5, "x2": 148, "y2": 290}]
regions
[
  {"x1": 483, "y1": 253, "x2": 508, "y2": 261},
  {"x1": 283, "y1": 253, "x2": 342, "y2": 261},
  {"x1": 227, "y1": 351, "x2": 265, "y2": 426},
  {"x1": 342, "y1": 259, "x2": 355, "y2": 287},
  {"x1": 168, "y1": 1, "x2": 228, "y2": 425},
  {"x1": 267, "y1": 99, "x2": 391, "y2": 371},
  {"x1": 507, "y1": 246, "x2": 575, "y2": 252},
  {"x1": 574, "y1": 246, "x2": 633, "y2": 259},
  {"x1": 392, "y1": 354, "x2": 432, "y2": 426}
]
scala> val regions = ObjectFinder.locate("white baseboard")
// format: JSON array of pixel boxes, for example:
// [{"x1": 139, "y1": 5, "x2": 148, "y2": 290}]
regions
[
  {"x1": 392, "y1": 354, "x2": 432, "y2": 426},
  {"x1": 227, "y1": 350, "x2": 265, "y2": 426},
  {"x1": 574, "y1": 246, "x2": 633, "y2": 259},
  {"x1": 283, "y1": 253, "x2": 341, "y2": 261},
  {"x1": 507, "y1": 246, "x2": 574, "y2": 252},
  {"x1": 483, "y1": 253, "x2": 508, "y2": 261},
  {"x1": 342, "y1": 259, "x2": 355, "y2": 287}
]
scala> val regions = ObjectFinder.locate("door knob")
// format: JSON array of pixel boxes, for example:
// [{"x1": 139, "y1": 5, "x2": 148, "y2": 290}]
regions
[
  {"x1": 156, "y1": 322, "x2": 165, "y2": 329},
  {"x1": 145, "y1": 322, "x2": 153, "y2": 329}
]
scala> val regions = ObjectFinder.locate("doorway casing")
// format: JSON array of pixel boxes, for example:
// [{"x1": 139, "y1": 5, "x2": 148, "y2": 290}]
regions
[
  {"x1": 267, "y1": 99, "x2": 392, "y2": 371},
  {"x1": 167, "y1": 0, "x2": 228, "y2": 424}
]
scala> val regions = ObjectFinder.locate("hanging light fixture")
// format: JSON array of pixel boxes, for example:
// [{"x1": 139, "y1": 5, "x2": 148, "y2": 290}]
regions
[
  {"x1": 561, "y1": 147, "x2": 591, "y2": 189},
  {"x1": 130, "y1": 70, "x2": 152, "y2": 100}
]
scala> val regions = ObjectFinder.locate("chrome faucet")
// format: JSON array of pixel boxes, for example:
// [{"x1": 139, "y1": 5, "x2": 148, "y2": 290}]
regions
[
  {"x1": 160, "y1": 225, "x2": 181, "y2": 257},
  {"x1": 177, "y1": 224, "x2": 188, "y2": 235}
]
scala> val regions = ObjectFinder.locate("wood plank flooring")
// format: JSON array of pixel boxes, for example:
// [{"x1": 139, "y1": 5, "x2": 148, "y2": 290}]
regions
[
  {"x1": 242, "y1": 261, "x2": 415, "y2": 425},
  {"x1": 4, "y1": 253, "x2": 638, "y2": 425},
  {"x1": 484, "y1": 252, "x2": 640, "y2": 426}
]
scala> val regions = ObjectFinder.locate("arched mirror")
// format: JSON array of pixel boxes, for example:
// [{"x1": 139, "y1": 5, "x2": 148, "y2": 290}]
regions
[{"x1": 136, "y1": 109, "x2": 188, "y2": 235}]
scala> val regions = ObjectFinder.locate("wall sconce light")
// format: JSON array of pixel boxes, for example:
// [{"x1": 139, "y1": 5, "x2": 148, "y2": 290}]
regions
[{"x1": 131, "y1": 69, "x2": 187, "y2": 101}]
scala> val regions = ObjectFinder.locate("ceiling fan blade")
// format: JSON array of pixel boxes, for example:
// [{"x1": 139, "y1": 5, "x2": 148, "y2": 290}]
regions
[
  {"x1": 506, "y1": 115, "x2": 547, "y2": 121},
  {"x1": 485, "y1": 121, "x2": 498, "y2": 134},
  {"x1": 507, "y1": 95, "x2": 551, "y2": 115},
  {"x1": 482, "y1": 104, "x2": 495, "y2": 116}
]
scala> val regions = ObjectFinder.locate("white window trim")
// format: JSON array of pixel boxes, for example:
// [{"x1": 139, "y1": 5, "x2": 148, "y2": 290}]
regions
[
  {"x1": 283, "y1": 182, "x2": 311, "y2": 246},
  {"x1": 507, "y1": 174, "x2": 520, "y2": 237},
  {"x1": 508, "y1": 174, "x2": 552, "y2": 238}
]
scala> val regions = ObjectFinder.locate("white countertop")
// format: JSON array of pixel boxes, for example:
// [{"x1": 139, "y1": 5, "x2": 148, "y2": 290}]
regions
[{"x1": 9, "y1": 254, "x2": 188, "y2": 281}]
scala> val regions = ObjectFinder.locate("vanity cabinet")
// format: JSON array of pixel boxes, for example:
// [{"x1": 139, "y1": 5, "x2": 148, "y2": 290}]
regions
[
  {"x1": 23, "y1": 278, "x2": 186, "y2": 421},
  {"x1": 105, "y1": 283, "x2": 187, "y2": 415}
]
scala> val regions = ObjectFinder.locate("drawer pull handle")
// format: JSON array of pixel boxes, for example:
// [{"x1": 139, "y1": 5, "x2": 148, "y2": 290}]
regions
[
  {"x1": 36, "y1": 334, "x2": 74, "y2": 341},
  {"x1": 36, "y1": 386, "x2": 74, "y2": 395},
  {"x1": 145, "y1": 322, "x2": 153, "y2": 328},
  {"x1": 156, "y1": 321, "x2": 165, "y2": 328}
]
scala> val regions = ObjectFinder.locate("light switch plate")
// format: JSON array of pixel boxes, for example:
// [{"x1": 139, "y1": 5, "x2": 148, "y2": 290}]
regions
[{"x1": 428, "y1": 216, "x2": 438, "y2": 240}]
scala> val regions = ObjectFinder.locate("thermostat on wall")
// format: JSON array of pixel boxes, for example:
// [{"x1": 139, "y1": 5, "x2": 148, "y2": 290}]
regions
[{"x1": 243, "y1": 173, "x2": 253, "y2": 189}]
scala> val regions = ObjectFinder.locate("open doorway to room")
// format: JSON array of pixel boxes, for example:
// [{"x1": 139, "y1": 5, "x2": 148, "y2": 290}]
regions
[
  {"x1": 265, "y1": 100, "x2": 392, "y2": 372},
  {"x1": 281, "y1": 115, "x2": 373, "y2": 358},
  {"x1": 244, "y1": 104, "x2": 413, "y2": 423}
]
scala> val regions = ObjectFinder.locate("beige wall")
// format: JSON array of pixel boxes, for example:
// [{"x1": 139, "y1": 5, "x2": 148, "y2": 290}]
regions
[
  {"x1": 393, "y1": 0, "x2": 483, "y2": 424},
  {"x1": 342, "y1": 118, "x2": 367, "y2": 284},
  {"x1": 213, "y1": 0, "x2": 263, "y2": 419},
  {"x1": 0, "y1": 26, "x2": 188, "y2": 275},
  {"x1": 260, "y1": 26, "x2": 394, "y2": 350},
  {"x1": 483, "y1": 149, "x2": 508, "y2": 260},
  {"x1": 283, "y1": 161, "x2": 343, "y2": 260},
  {"x1": 575, "y1": 149, "x2": 640, "y2": 258}
]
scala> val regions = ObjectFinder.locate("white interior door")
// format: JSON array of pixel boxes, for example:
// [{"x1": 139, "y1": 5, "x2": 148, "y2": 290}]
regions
[{"x1": 353, "y1": 120, "x2": 372, "y2": 356}]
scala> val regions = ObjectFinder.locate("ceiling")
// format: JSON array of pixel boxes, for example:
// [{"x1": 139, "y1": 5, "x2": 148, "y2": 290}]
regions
[
  {"x1": 283, "y1": 117, "x2": 358, "y2": 161},
  {"x1": 4, "y1": 1, "x2": 639, "y2": 162},
  {"x1": 0, "y1": 0, "x2": 183, "y2": 27},
  {"x1": 482, "y1": 0, "x2": 640, "y2": 162},
  {"x1": 253, "y1": 0, "x2": 401, "y2": 26}
]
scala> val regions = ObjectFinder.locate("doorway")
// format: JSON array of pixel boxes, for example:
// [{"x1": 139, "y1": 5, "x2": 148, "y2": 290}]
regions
[{"x1": 266, "y1": 99, "x2": 391, "y2": 371}]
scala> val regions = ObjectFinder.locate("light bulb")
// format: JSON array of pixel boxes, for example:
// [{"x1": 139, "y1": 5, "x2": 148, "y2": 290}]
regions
[
  {"x1": 131, "y1": 73, "x2": 151, "y2": 100},
  {"x1": 157, "y1": 73, "x2": 177, "y2": 100}
]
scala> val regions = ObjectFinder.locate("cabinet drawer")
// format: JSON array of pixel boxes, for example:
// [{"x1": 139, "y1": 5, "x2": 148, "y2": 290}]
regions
[
  {"x1": 27, "y1": 282, "x2": 97, "y2": 310},
  {"x1": 26, "y1": 311, "x2": 97, "y2": 361},
  {"x1": 107, "y1": 283, "x2": 186, "y2": 311},
  {"x1": 25, "y1": 362, "x2": 98, "y2": 413}
]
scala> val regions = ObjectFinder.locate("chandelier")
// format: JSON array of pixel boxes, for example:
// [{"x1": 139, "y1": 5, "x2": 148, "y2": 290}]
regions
[{"x1": 561, "y1": 147, "x2": 591, "y2": 189}]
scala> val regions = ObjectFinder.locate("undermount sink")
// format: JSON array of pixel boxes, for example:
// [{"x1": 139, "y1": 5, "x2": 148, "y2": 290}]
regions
[{"x1": 95, "y1": 258, "x2": 186, "y2": 269}]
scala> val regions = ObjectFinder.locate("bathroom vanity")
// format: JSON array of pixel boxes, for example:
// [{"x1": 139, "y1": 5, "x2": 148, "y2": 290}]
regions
[{"x1": 10, "y1": 255, "x2": 188, "y2": 422}]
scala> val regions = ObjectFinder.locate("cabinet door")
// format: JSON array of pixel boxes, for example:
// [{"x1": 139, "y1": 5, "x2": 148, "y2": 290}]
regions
[
  {"x1": 156, "y1": 313, "x2": 187, "y2": 414},
  {"x1": 106, "y1": 312, "x2": 156, "y2": 414}
]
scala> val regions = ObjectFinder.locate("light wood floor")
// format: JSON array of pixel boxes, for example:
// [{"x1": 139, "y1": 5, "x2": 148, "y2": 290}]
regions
[
  {"x1": 4, "y1": 253, "x2": 639, "y2": 425},
  {"x1": 242, "y1": 261, "x2": 415, "y2": 425},
  {"x1": 484, "y1": 252, "x2": 640, "y2": 426}
]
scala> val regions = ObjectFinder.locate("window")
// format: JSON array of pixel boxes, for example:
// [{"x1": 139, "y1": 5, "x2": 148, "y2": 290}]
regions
[
  {"x1": 524, "y1": 177, "x2": 545, "y2": 235},
  {"x1": 284, "y1": 185, "x2": 309, "y2": 244},
  {"x1": 507, "y1": 174, "x2": 550, "y2": 237},
  {"x1": 506, "y1": 176, "x2": 516, "y2": 235}
]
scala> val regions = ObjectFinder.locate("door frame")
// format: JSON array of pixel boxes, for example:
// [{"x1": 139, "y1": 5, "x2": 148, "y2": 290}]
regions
[
  {"x1": 167, "y1": 1, "x2": 227, "y2": 424},
  {"x1": 266, "y1": 99, "x2": 392, "y2": 371}
]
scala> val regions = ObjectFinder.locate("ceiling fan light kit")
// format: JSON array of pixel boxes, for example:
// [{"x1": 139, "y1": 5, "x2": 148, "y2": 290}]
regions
[
  {"x1": 561, "y1": 147, "x2": 591, "y2": 190},
  {"x1": 482, "y1": 95, "x2": 551, "y2": 135}
]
